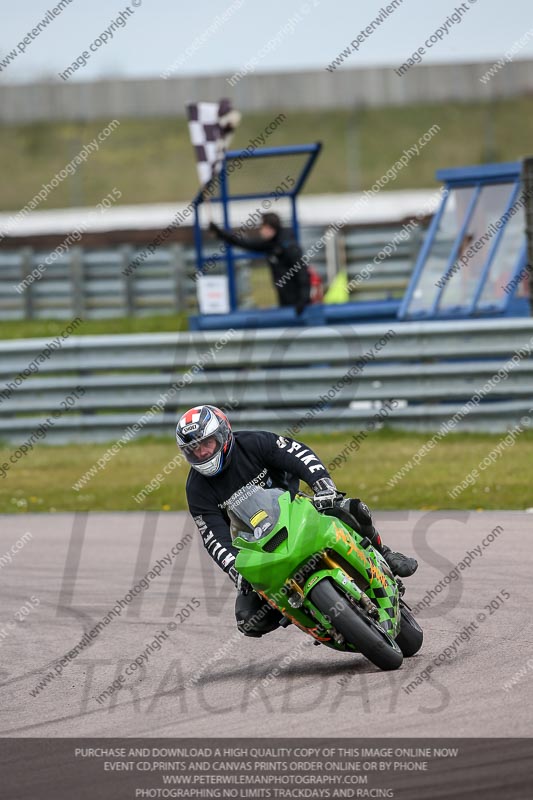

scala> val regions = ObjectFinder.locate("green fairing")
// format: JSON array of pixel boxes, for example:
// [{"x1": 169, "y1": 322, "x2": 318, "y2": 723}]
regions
[{"x1": 232, "y1": 491, "x2": 401, "y2": 653}]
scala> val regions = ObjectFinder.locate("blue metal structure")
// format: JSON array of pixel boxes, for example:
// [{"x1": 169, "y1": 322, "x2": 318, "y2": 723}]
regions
[
  {"x1": 192, "y1": 143, "x2": 322, "y2": 313},
  {"x1": 398, "y1": 161, "x2": 530, "y2": 320},
  {"x1": 191, "y1": 157, "x2": 531, "y2": 331}
]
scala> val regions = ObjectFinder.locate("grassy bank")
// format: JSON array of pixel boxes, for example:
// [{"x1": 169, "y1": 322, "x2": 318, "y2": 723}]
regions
[
  {"x1": 0, "y1": 313, "x2": 188, "y2": 340},
  {"x1": 1, "y1": 428, "x2": 531, "y2": 513},
  {"x1": 1, "y1": 97, "x2": 532, "y2": 211}
]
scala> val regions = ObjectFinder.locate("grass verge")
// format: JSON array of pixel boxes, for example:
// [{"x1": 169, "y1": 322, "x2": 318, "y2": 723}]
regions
[
  {"x1": 0, "y1": 313, "x2": 188, "y2": 340},
  {"x1": 1, "y1": 428, "x2": 531, "y2": 513}
]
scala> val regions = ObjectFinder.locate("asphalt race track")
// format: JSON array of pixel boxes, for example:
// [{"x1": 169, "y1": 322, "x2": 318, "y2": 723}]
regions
[{"x1": 1, "y1": 510, "x2": 532, "y2": 739}]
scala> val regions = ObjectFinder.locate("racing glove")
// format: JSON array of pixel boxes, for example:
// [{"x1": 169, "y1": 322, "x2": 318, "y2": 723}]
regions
[
  {"x1": 312, "y1": 477, "x2": 343, "y2": 510},
  {"x1": 228, "y1": 565, "x2": 253, "y2": 595}
]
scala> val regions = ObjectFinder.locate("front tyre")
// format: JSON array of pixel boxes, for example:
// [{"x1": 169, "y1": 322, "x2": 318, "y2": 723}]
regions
[
  {"x1": 395, "y1": 603, "x2": 423, "y2": 657},
  {"x1": 308, "y1": 579, "x2": 403, "y2": 671}
]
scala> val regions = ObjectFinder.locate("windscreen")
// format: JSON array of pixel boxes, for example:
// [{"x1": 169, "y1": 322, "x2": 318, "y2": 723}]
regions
[{"x1": 227, "y1": 487, "x2": 284, "y2": 540}]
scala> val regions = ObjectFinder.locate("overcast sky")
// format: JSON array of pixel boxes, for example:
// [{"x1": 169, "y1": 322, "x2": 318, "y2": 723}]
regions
[{"x1": 1, "y1": 0, "x2": 532, "y2": 83}]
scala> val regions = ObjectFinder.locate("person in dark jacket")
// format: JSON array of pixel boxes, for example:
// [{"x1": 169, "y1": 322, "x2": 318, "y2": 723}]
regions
[
  {"x1": 176, "y1": 405, "x2": 418, "y2": 638},
  {"x1": 209, "y1": 212, "x2": 310, "y2": 314}
]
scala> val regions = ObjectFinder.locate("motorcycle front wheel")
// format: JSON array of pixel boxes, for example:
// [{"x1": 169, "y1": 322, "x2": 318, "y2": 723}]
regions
[{"x1": 308, "y1": 578, "x2": 403, "y2": 671}]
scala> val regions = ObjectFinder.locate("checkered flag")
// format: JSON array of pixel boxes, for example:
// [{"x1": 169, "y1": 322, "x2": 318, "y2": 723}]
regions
[{"x1": 186, "y1": 98, "x2": 241, "y2": 190}]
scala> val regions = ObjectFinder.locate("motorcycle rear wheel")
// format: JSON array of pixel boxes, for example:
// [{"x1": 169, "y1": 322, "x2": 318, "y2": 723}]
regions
[
  {"x1": 395, "y1": 603, "x2": 423, "y2": 657},
  {"x1": 308, "y1": 578, "x2": 403, "y2": 671}
]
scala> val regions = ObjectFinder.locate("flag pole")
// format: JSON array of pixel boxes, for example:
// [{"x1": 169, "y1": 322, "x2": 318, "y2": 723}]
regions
[{"x1": 201, "y1": 177, "x2": 216, "y2": 225}]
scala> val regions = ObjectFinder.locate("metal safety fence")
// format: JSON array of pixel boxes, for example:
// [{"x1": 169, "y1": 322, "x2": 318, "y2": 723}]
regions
[{"x1": 0, "y1": 319, "x2": 532, "y2": 444}]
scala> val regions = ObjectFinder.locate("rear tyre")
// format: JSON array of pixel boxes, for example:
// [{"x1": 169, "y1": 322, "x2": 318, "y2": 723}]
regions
[
  {"x1": 308, "y1": 579, "x2": 403, "y2": 671},
  {"x1": 395, "y1": 604, "x2": 423, "y2": 657}
]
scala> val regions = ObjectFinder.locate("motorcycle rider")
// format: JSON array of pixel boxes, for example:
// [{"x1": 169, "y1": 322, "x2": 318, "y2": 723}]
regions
[{"x1": 177, "y1": 405, "x2": 417, "y2": 638}]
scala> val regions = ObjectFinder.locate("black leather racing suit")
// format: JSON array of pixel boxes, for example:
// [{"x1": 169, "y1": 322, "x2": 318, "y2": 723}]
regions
[{"x1": 186, "y1": 430, "x2": 332, "y2": 636}]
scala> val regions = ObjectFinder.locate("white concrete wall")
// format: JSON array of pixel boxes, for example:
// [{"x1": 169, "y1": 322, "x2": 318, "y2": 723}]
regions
[{"x1": 1, "y1": 60, "x2": 532, "y2": 123}]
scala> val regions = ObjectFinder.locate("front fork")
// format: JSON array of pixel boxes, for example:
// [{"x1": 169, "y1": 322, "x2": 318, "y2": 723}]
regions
[{"x1": 300, "y1": 567, "x2": 377, "y2": 635}]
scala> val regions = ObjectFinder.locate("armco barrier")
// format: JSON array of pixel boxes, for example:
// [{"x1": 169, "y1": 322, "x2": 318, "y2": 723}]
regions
[
  {"x1": 0, "y1": 319, "x2": 532, "y2": 444},
  {"x1": 0, "y1": 220, "x2": 421, "y2": 320}
]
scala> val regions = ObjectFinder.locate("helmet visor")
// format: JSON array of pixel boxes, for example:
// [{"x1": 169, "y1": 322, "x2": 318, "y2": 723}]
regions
[{"x1": 180, "y1": 431, "x2": 224, "y2": 467}]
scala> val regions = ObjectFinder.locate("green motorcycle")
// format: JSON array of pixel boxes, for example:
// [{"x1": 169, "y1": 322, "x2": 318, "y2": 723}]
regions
[{"x1": 229, "y1": 487, "x2": 423, "y2": 671}]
